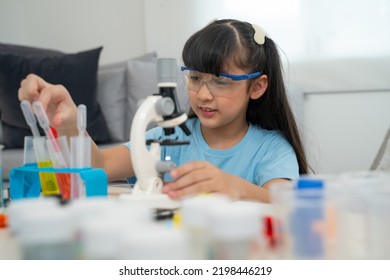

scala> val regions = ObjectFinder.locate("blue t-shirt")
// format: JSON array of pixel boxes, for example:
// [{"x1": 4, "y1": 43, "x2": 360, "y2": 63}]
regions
[{"x1": 124, "y1": 118, "x2": 299, "y2": 186}]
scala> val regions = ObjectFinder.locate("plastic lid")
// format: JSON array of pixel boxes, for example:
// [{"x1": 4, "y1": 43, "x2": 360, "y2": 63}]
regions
[{"x1": 295, "y1": 178, "x2": 324, "y2": 189}]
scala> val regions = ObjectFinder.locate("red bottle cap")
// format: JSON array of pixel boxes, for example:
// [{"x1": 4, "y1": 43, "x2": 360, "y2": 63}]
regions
[{"x1": 0, "y1": 213, "x2": 8, "y2": 228}]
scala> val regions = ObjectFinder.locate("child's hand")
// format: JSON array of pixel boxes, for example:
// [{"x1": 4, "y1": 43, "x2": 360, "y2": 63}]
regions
[
  {"x1": 18, "y1": 74, "x2": 78, "y2": 135},
  {"x1": 162, "y1": 161, "x2": 241, "y2": 200}
]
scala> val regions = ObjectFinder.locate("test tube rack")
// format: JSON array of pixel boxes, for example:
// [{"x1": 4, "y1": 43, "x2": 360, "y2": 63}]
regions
[{"x1": 9, "y1": 164, "x2": 108, "y2": 200}]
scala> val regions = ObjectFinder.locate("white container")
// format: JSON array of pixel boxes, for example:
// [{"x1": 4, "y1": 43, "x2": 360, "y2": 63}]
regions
[
  {"x1": 7, "y1": 197, "x2": 59, "y2": 235},
  {"x1": 119, "y1": 223, "x2": 190, "y2": 260},
  {"x1": 18, "y1": 206, "x2": 77, "y2": 259},
  {"x1": 81, "y1": 215, "x2": 123, "y2": 260},
  {"x1": 209, "y1": 201, "x2": 262, "y2": 260},
  {"x1": 79, "y1": 201, "x2": 153, "y2": 259},
  {"x1": 181, "y1": 194, "x2": 230, "y2": 259}
]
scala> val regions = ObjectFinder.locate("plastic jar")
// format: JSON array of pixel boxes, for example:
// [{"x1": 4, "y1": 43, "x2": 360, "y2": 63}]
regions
[
  {"x1": 18, "y1": 206, "x2": 77, "y2": 259},
  {"x1": 209, "y1": 201, "x2": 262, "y2": 260}
]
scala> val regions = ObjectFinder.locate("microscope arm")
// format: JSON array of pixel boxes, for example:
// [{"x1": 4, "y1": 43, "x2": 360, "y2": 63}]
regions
[{"x1": 130, "y1": 95, "x2": 174, "y2": 195}]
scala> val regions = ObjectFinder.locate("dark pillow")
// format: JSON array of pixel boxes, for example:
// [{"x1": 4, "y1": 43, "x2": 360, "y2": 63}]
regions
[
  {"x1": 0, "y1": 45, "x2": 111, "y2": 148},
  {"x1": 0, "y1": 42, "x2": 64, "y2": 56}
]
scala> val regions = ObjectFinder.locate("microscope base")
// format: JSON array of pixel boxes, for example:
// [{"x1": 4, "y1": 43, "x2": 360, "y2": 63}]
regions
[{"x1": 118, "y1": 193, "x2": 181, "y2": 209}]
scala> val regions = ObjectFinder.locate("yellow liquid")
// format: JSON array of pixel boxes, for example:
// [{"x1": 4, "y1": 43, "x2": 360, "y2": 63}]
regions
[{"x1": 37, "y1": 161, "x2": 60, "y2": 195}]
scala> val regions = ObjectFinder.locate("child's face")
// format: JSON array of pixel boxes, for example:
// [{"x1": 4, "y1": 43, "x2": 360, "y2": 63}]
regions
[{"x1": 187, "y1": 65, "x2": 252, "y2": 130}]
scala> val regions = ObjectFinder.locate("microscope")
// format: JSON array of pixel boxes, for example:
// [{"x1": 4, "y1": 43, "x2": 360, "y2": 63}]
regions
[{"x1": 130, "y1": 58, "x2": 191, "y2": 196}]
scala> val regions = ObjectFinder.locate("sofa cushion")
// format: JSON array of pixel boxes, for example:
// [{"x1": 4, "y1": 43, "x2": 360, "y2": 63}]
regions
[
  {"x1": 97, "y1": 61, "x2": 127, "y2": 142},
  {"x1": 125, "y1": 58, "x2": 189, "y2": 141},
  {"x1": 0, "y1": 42, "x2": 63, "y2": 56},
  {"x1": 0, "y1": 44, "x2": 111, "y2": 148},
  {"x1": 97, "y1": 52, "x2": 157, "y2": 142},
  {"x1": 126, "y1": 58, "x2": 159, "y2": 139}
]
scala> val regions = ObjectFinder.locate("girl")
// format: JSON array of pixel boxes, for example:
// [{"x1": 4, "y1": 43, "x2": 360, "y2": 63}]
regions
[{"x1": 18, "y1": 19, "x2": 308, "y2": 203}]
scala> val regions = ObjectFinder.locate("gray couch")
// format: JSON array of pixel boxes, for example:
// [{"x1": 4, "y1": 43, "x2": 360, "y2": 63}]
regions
[{"x1": 0, "y1": 51, "x2": 188, "y2": 181}]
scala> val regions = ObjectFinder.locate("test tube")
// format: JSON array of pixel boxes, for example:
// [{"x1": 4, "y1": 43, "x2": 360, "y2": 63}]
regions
[
  {"x1": 31, "y1": 136, "x2": 61, "y2": 196},
  {"x1": 32, "y1": 101, "x2": 71, "y2": 200},
  {"x1": 70, "y1": 104, "x2": 91, "y2": 199},
  {"x1": 20, "y1": 101, "x2": 60, "y2": 196}
]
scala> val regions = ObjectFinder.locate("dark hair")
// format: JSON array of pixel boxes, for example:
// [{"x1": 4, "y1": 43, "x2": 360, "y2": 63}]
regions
[{"x1": 182, "y1": 19, "x2": 310, "y2": 174}]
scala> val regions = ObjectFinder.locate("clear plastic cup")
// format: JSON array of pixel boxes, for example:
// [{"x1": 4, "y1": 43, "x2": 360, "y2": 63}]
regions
[
  {"x1": 271, "y1": 182, "x2": 329, "y2": 259},
  {"x1": 332, "y1": 171, "x2": 390, "y2": 259},
  {"x1": 366, "y1": 189, "x2": 390, "y2": 259}
]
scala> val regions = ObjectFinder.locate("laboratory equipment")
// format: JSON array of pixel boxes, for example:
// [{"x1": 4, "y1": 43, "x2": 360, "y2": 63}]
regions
[
  {"x1": 271, "y1": 178, "x2": 328, "y2": 259},
  {"x1": 70, "y1": 104, "x2": 91, "y2": 198},
  {"x1": 208, "y1": 200, "x2": 262, "y2": 260},
  {"x1": 20, "y1": 101, "x2": 60, "y2": 196},
  {"x1": 18, "y1": 204, "x2": 77, "y2": 259},
  {"x1": 32, "y1": 101, "x2": 71, "y2": 200},
  {"x1": 130, "y1": 58, "x2": 190, "y2": 195}
]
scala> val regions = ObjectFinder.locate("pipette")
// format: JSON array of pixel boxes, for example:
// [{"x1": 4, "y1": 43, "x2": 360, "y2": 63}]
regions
[
  {"x1": 20, "y1": 101, "x2": 60, "y2": 196},
  {"x1": 70, "y1": 104, "x2": 89, "y2": 198},
  {"x1": 20, "y1": 100, "x2": 40, "y2": 138},
  {"x1": 77, "y1": 104, "x2": 87, "y2": 167},
  {"x1": 32, "y1": 101, "x2": 67, "y2": 166},
  {"x1": 32, "y1": 101, "x2": 71, "y2": 199}
]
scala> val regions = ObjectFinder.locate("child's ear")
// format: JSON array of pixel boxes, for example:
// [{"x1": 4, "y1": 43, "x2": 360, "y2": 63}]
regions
[{"x1": 249, "y1": 75, "x2": 268, "y2": 100}]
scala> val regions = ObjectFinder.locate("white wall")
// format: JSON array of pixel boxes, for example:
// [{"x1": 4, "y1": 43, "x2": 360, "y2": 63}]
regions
[
  {"x1": 143, "y1": 0, "x2": 227, "y2": 62},
  {"x1": 287, "y1": 56, "x2": 390, "y2": 174},
  {"x1": 0, "y1": 0, "x2": 146, "y2": 64},
  {"x1": 303, "y1": 91, "x2": 390, "y2": 174}
]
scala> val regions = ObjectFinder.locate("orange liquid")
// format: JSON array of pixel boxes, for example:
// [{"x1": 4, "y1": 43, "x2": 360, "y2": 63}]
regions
[
  {"x1": 56, "y1": 173, "x2": 71, "y2": 200},
  {"x1": 37, "y1": 161, "x2": 60, "y2": 195}
]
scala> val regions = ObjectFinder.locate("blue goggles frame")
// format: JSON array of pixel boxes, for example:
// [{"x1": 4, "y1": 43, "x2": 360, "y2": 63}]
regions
[{"x1": 181, "y1": 66, "x2": 262, "y2": 81}]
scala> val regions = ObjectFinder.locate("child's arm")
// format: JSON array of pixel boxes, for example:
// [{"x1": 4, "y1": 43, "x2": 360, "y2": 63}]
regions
[{"x1": 162, "y1": 161, "x2": 289, "y2": 203}]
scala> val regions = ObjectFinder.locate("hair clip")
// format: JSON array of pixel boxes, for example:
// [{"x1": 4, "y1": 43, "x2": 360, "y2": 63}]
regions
[{"x1": 252, "y1": 24, "x2": 266, "y2": 45}]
